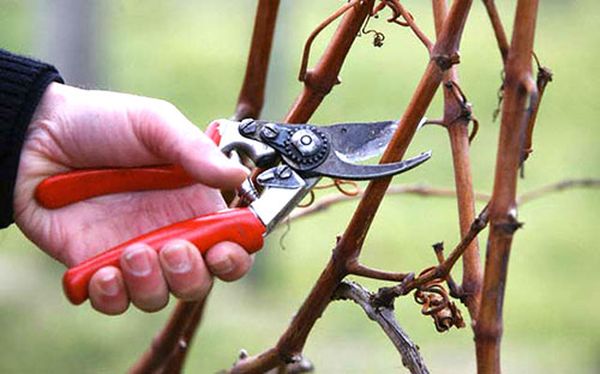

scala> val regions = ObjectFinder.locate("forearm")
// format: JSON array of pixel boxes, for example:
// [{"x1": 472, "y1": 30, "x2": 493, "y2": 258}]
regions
[{"x1": 0, "y1": 49, "x2": 63, "y2": 228}]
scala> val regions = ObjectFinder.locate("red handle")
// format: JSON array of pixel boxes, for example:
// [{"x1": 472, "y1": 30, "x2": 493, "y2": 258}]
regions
[
  {"x1": 35, "y1": 121, "x2": 223, "y2": 209},
  {"x1": 63, "y1": 208, "x2": 265, "y2": 305},
  {"x1": 35, "y1": 165, "x2": 195, "y2": 209}
]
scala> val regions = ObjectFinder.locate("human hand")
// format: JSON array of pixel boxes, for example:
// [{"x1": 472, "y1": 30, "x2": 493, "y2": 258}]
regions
[{"x1": 14, "y1": 83, "x2": 253, "y2": 315}]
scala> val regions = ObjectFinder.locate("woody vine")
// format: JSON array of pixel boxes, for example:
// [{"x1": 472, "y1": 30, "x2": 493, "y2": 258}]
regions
[{"x1": 120, "y1": 1, "x2": 599, "y2": 373}]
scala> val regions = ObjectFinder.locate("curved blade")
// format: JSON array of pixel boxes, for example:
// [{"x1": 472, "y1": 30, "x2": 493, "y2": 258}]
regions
[
  {"x1": 309, "y1": 150, "x2": 432, "y2": 180},
  {"x1": 319, "y1": 120, "x2": 397, "y2": 162}
]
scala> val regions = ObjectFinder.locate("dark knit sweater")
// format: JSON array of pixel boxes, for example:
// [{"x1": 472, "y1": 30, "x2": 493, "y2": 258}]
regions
[{"x1": 0, "y1": 49, "x2": 63, "y2": 228}]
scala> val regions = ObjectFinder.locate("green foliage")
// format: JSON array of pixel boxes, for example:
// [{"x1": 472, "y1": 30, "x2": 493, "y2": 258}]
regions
[{"x1": 0, "y1": 1, "x2": 598, "y2": 372}]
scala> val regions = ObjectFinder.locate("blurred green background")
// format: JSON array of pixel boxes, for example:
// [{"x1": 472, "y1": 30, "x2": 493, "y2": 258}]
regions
[{"x1": 1, "y1": 0, "x2": 599, "y2": 372}]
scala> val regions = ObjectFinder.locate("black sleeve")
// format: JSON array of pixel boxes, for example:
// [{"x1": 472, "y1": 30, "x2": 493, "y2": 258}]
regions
[{"x1": 0, "y1": 49, "x2": 63, "y2": 228}]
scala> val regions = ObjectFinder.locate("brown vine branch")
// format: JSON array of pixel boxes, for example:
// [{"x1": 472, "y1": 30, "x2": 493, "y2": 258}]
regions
[
  {"x1": 375, "y1": 205, "x2": 489, "y2": 299},
  {"x1": 518, "y1": 178, "x2": 600, "y2": 204},
  {"x1": 298, "y1": 0, "x2": 361, "y2": 82},
  {"x1": 129, "y1": 301, "x2": 204, "y2": 374},
  {"x1": 475, "y1": 1, "x2": 540, "y2": 372},
  {"x1": 230, "y1": 2, "x2": 377, "y2": 372},
  {"x1": 521, "y1": 53, "x2": 553, "y2": 166},
  {"x1": 383, "y1": 0, "x2": 433, "y2": 51},
  {"x1": 235, "y1": 0, "x2": 281, "y2": 120},
  {"x1": 230, "y1": 3, "x2": 475, "y2": 372},
  {"x1": 290, "y1": 183, "x2": 488, "y2": 221},
  {"x1": 157, "y1": 298, "x2": 206, "y2": 373},
  {"x1": 431, "y1": 242, "x2": 463, "y2": 299},
  {"x1": 333, "y1": 281, "x2": 430, "y2": 374},
  {"x1": 290, "y1": 178, "x2": 599, "y2": 223},
  {"x1": 483, "y1": 0, "x2": 509, "y2": 63},
  {"x1": 287, "y1": 0, "x2": 372, "y2": 124},
  {"x1": 432, "y1": 0, "x2": 482, "y2": 320},
  {"x1": 131, "y1": 1, "x2": 282, "y2": 373},
  {"x1": 347, "y1": 259, "x2": 410, "y2": 282}
]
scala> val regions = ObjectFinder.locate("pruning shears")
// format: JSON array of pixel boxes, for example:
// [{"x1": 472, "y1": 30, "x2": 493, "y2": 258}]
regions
[{"x1": 35, "y1": 118, "x2": 431, "y2": 305}]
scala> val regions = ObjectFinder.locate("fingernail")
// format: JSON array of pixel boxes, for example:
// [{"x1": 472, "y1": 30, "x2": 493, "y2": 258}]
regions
[
  {"x1": 99, "y1": 272, "x2": 120, "y2": 297},
  {"x1": 211, "y1": 254, "x2": 234, "y2": 275},
  {"x1": 123, "y1": 246, "x2": 152, "y2": 277},
  {"x1": 161, "y1": 242, "x2": 193, "y2": 274}
]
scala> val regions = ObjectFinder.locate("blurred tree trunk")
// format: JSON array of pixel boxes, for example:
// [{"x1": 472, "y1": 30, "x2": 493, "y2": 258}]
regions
[{"x1": 33, "y1": 0, "x2": 105, "y2": 88}]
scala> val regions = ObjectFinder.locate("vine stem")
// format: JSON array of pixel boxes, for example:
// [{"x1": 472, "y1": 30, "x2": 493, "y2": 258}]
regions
[
  {"x1": 289, "y1": 179, "x2": 600, "y2": 222},
  {"x1": 482, "y1": 0, "x2": 509, "y2": 63},
  {"x1": 432, "y1": 0, "x2": 482, "y2": 320},
  {"x1": 475, "y1": 1, "x2": 540, "y2": 372},
  {"x1": 129, "y1": 1, "x2": 281, "y2": 372},
  {"x1": 333, "y1": 281, "x2": 430, "y2": 374},
  {"x1": 285, "y1": 0, "x2": 374, "y2": 123},
  {"x1": 230, "y1": 1, "x2": 473, "y2": 372},
  {"x1": 235, "y1": 0, "x2": 281, "y2": 120}
]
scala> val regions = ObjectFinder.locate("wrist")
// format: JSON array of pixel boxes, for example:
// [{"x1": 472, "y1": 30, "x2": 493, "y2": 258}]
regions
[{"x1": 30, "y1": 82, "x2": 75, "y2": 126}]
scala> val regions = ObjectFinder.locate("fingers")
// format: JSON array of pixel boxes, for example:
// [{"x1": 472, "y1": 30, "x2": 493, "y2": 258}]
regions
[
  {"x1": 132, "y1": 101, "x2": 249, "y2": 190},
  {"x1": 88, "y1": 240, "x2": 253, "y2": 315},
  {"x1": 88, "y1": 267, "x2": 129, "y2": 315},
  {"x1": 24, "y1": 85, "x2": 248, "y2": 189},
  {"x1": 120, "y1": 244, "x2": 169, "y2": 312},
  {"x1": 158, "y1": 240, "x2": 212, "y2": 300},
  {"x1": 205, "y1": 241, "x2": 254, "y2": 282}
]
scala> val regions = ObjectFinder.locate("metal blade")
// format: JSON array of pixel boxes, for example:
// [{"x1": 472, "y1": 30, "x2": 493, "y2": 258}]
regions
[
  {"x1": 320, "y1": 120, "x2": 397, "y2": 162},
  {"x1": 319, "y1": 117, "x2": 427, "y2": 162},
  {"x1": 309, "y1": 150, "x2": 432, "y2": 180}
]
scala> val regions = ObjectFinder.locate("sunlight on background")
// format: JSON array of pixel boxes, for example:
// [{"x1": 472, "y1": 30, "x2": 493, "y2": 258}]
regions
[{"x1": 0, "y1": 0, "x2": 599, "y2": 372}]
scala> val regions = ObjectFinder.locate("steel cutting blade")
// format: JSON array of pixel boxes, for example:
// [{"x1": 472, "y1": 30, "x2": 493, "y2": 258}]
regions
[{"x1": 321, "y1": 120, "x2": 398, "y2": 163}]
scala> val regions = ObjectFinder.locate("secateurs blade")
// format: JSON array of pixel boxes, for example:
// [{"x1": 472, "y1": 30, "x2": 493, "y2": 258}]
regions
[{"x1": 35, "y1": 118, "x2": 431, "y2": 305}]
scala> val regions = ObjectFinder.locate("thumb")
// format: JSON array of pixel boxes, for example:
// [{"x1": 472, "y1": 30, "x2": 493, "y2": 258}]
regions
[{"x1": 132, "y1": 101, "x2": 249, "y2": 190}]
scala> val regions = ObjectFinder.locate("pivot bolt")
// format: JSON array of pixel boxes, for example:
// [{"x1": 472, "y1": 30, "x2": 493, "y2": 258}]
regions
[{"x1": 291, "y1": 129, "x2": 321, "y2": 156}]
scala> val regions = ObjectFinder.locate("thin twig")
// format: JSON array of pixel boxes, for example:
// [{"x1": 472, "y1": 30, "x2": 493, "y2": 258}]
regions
[
  {"x1": 482, "y1": 0, "x2": 509, "y2": 63},
  {"x1": 132, "y1": 2, "x2": 282, "y2": 372},
  {"x1": 347, "y1": 260, "x2": 410, "y2": 282},
  {"x1": 289, "y1": 178, "x2": 599, "y2": 221},
  {"x1": 289, "y1": 184, "x2": 488, "y2": 221},
  {"x1": 129, "y1": 301, "x2": 202, "y2": 374},
  {"x1": 231, "y1": 3, "x2": 475, "y2": 372},
  {"x1": 385, "y1": 0, "x2": 434, "y2": 51},
  {"x1": 333, "y1": 281, "x2": 429, "y2": 374},
  {"x1": 431, "y1": 242, "x2": 463, "y2": 299},
  {"x1": 394, "y1": 205, "x2": 489, "y2": 296},
  {"x1": 298, "y1": 0, "x2": 361, "y2": 82},
  {"x1": 287, "y1": 0, "x2": 373, "y2": 123},
  {"x1": 518, "y1": 178, "x2": 600, "y2": 204}
]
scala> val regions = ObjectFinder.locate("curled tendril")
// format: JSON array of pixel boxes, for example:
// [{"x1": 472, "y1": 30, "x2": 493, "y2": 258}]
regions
[
  {"x1": 298, "y1": 179, "x2": 359, "y2": 208},
  {"x1": 360, "y1": 10, "x2": 386, "y2": 47},
  {"x1": 413, "y1": 269, "x2": 465, "y2": 332},
  {"x1": 315, "y1": 178, "x2": 360, "y2": 196}
]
